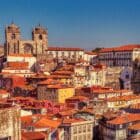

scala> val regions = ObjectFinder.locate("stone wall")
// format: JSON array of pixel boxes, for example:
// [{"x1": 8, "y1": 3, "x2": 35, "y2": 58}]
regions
[{"x1": 0, "y1": 104, "x2": 21, "y2": 140}]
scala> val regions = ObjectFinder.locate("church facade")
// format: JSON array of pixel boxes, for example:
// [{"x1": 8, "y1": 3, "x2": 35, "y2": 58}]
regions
[{"x1": 4, "y1": 23, "x2": 48, "y2": 59}]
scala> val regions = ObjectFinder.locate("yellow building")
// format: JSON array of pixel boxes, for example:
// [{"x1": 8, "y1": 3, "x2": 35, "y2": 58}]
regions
[
  {"x1": 57, "y1": 87, "x2": 75, "y2": 103},
  {"x1": 37, "y1": 83, "x2": 75, "y2": 103}
]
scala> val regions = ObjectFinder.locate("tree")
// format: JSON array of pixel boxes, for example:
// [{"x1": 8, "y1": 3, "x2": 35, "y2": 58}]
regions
[{"x1": 92, "y1": 47, "x2": 103, "y2": 53}]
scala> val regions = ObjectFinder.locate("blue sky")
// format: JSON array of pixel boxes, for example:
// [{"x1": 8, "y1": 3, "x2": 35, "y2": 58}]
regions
[{"x1": 0, "y1": 0, "x2": 140, "y2": 50}]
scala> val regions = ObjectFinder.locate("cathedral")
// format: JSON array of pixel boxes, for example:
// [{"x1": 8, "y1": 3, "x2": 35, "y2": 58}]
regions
[{"x1": 4, "y1": 23, "x2": 48, "y2": 59}]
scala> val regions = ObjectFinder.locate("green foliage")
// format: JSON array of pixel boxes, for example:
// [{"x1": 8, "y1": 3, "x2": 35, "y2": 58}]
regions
[{"x1": 92, "y1": 47, "x2": 103, "y2": 53}]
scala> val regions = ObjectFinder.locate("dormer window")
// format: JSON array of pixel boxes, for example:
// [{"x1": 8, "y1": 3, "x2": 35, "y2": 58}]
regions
[
  {"x1": 11, "y1": 33, "x2": 16, "y2": 39},
  {"x1": 39, "y1": 34, "x2": 42, "y2": 40}
]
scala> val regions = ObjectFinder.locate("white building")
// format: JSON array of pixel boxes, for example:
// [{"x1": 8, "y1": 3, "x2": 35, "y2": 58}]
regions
[
  {"x1": 61, "y1": 118, "x2": 94, "y2": 140},
  {"x1": 6, "y1": 54, "x2": 36, "y2": 70},
  {"x1": 47, "y1": 46, "x2": 84, "y2": 61},
  {"x1": 120, "y1": 67, "x2": 133, "y2": 90},
  {"x1": 2, "y1": 54, "x2": 36, "y2": 77},
  {"x1": 84, "y1": 51, "x2": 97, "y2": 64},
  {"x1": 99, "y1": 44, "x2": 140, "y2": 67},
  {"x1": 88, "y1": 64, "x2": 106, "y2": 86}
]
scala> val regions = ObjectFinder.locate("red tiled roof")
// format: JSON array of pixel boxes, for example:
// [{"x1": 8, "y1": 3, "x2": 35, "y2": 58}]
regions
[
  {"x1": 21, "y1": 114, "x2": 62, "y2": 130},
  {"x1": 107, "y1": 95, "x2": 140, "y2": 102},
  {"x1": 108, "y1": 113, "x2": 140, "y2": 125},
  {"x1": 92, "y1": 63, "x2": 106, "y2": 69},
  {"x1": 128, "y1": 122, "x2": 140, "y2": 130},
  {"x1": 57, "y1": 109, "x2": 77, "y2": 117},
  {"x1": 38, "y1": 78, "x2": 61, "y2": 85},
  {"x1": 100, "y1": 44, "x2": 140, "y2": 53},
  {"x1": 91, "y1": 86, "x2": 132, "y2": 95},
  {"x1": 47, "y1": 46, "x2": 84, "y2": 51},
  {"x1": 85, "y1": 51, "x2": 97, "y2": 55},
  {"x1": 47, "y1": 75, "x2": 72, "y2": 79},
  {"x1": 8, "y1": 54, "x2": 33, "y2": 57},
  {"x1": 0, "y1": 89, "x2": 9, "y2": 94},
  {"x1": 33, "y1": 118, "x2": 61, "y2": 129},
  {"x1": 22, "y1": 131, "x2": 46, "y2": 140},
  {"x1": 58, "y1": 65, "x2": 74, "y2": 71},
  {"x1": 62, "y1": 118, "x2": 85, "y2": 124},
  {"x1": 52, "y1": 70, "x2": 73, "y2": 76},
  {"x1": 30, "y1": 74, "x2": 72, "y2": 79},
  {"x1": 16, "y1": 85, "x2": 36, "y2": 90},
  {"x1": 11, "y1": 76, "x2": 26, "y2": 87},
  {"x1": 66, "y1": 96, "x2": 89, "y2": 102},
  {"x1": 46, "y1": 84, "x2": 73, "y2": 89},
  {"x1": 7, "y1": 62, "x2": 29, "y2": 69}
]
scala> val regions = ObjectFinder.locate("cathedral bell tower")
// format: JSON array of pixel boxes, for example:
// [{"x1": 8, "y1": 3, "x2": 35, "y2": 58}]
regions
[
  {"x1": 32, "y1": 24, "x2": 48, "y2": 59},
  {"x1": 5, "y1": 23, "x2": 20, "y2": 56}
]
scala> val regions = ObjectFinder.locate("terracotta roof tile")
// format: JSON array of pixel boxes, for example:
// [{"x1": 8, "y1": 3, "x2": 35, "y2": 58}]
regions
[
  {"x1": 46, "y1": 84, "x2": 73, "y2": 89},
  {"x1": 100, "y1": 44, "x2": 140, "y2": 53},
  {"x1": 47, "y1": 46, "x2": 84, "y2": 51},
  {"x1": 107, "y1": 95, "x2": 140, "y2": 102},
  {"x1": 128, "y1": 122, "x2": 140, "y2": 130},
  {"x1": 0, "y1": 89, "x2": 9, "y2": 94},
  {"x1": 7, "y1": 62, "x2": 29, "y2": 69},
  {"x1": 33, "y1": 118, "x2": 61, "y2": 129},
  {"x1": 108, "y1": 113, "x2": 140, "y2": 125},
  {"x1": 8, "y1": 54, "x2": 33, "y2": 57},
  {"x1": 22, "y1": 131, "x2": 46, "y2": 140},
  {"x1": 85, "y1": 51, "x2": 97, "y2": 55},
  {"x1": 62, "y1": 118, "x2": 85, "y2": 124},
  {"x1": 66, "y1": 96, "x2": 89, "y2": 102},
  {"x1": 38, "y1": 79, "x2": 62, "y2": 85}
]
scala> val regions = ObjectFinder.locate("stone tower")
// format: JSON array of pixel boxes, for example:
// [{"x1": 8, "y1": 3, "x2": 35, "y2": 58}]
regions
[
  {"x1": 32, "y1": 25, "x2": 48, "y2": 59},
  {"x1": 5, "y1": 23, "x2": 20, "y2": 56}
]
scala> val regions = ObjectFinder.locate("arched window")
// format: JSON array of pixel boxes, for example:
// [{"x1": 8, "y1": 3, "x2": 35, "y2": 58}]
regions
[{"x1": 39, "y1": 34, "x2": 42, "y2": 40}]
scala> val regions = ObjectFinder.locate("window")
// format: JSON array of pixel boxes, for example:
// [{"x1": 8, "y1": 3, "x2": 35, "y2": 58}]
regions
[
  {"x1": 119, "y1": 124, "x2": 123, "y2": 129},
  {"x1": 68, "y1": 51, "x2": 71, "y2": 57},
  {"x1": 83, "y1": 135, "x2": 86, "y2": 140},
  {"x1": 11, "y1": 33, "x2": 16, "y2": 39},
  {"x1": 78, "y1": 126, "x2": 82, "y2": 133},
  {"x1": 78, "y1": 135, "x2": 82, "y2": 140},
  {"x1": 125, "y1": 74, "x2": 129, "y2": 79},
  {"x1": 87, "y1": 125, "x2": 91, "y2": 132},
  {"x1": 73, "y1": 127, "x2": 77, "y2": 134},
  {"x1": 62, "y1": 52, "x2": 65, "y2": 57},
  {"x1": 87, "y1": 134, "x2": 91, "y2": 140},
  {"x1": 56, "y1": 51, "x2": 58, "y2": 57},
  {"x1": 39, "y1": 34, "x2": 42, "y2": 40},
  {"x1": 131, "y1": 130, "x2": 137, "y2": 135},
  {"x1": 83, "y1": 125, "x2": 86, "y2": 132}
]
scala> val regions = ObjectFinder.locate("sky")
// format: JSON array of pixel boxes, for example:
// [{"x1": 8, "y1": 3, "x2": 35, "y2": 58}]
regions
[{"x1": 0, "y1": 0, "x2": 140, "y2": 50}]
